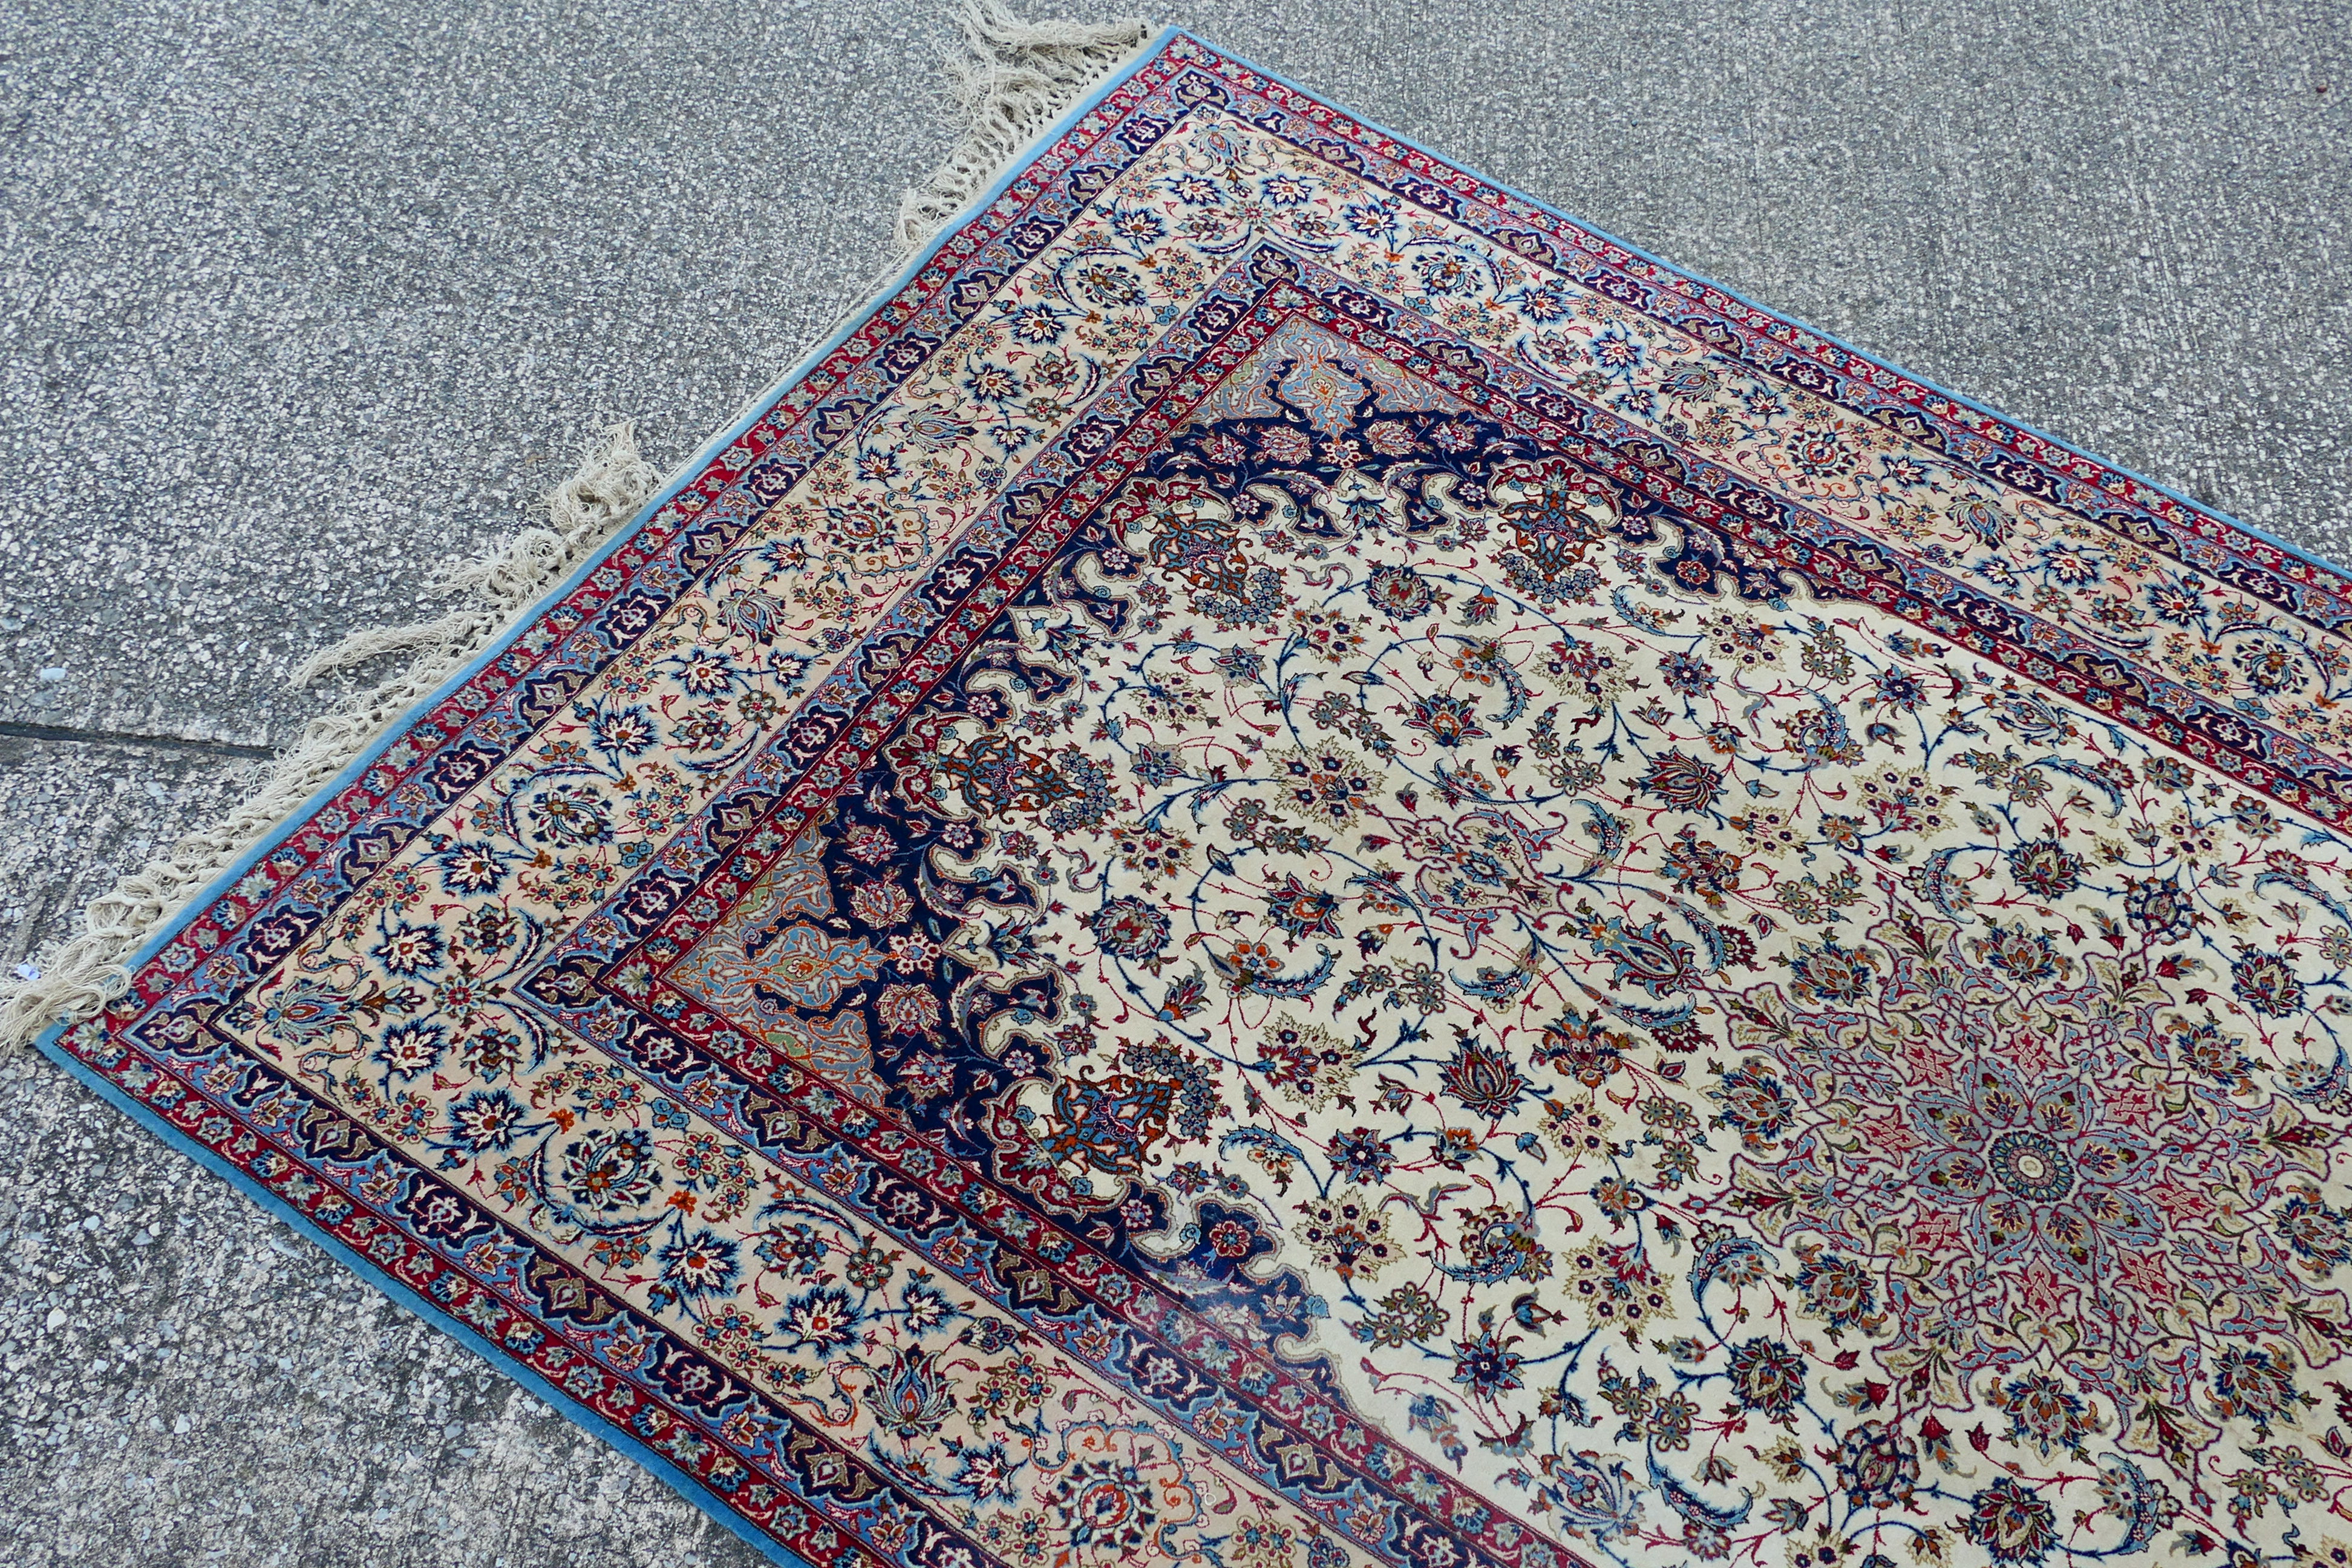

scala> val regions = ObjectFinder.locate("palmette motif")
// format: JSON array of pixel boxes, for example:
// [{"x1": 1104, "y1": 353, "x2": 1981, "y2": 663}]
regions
[{"x1": 54, "y1": 33, "x2": 2352, "y2": 1568}]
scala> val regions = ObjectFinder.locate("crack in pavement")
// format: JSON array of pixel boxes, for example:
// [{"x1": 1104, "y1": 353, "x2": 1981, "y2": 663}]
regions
[{"x1": 0, "y1": 720, "x2": 277, "y2": 760}]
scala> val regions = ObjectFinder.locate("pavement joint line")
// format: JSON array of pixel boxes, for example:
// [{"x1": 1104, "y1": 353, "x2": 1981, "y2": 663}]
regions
[{"x1": 0, "y1": 720, "x2": 278, "y2": 760}]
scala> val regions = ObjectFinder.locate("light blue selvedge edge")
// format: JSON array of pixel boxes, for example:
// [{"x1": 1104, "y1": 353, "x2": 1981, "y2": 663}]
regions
[
  {"x1": 30, "y1": 25, "x2": 1185, "y2": 1567},
  {"x1": 33, "y1": 19, "x2": 2324, "y2": 1558}
]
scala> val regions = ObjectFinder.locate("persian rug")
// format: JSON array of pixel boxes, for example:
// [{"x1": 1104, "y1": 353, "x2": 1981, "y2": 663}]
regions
[{"x1": 26, "y1": 22, "x2": 2352, "y2": 1568}]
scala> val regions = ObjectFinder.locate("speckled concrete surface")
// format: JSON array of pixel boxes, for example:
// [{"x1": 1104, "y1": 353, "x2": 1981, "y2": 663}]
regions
[{"x1": 0, "y1": 0, "x2": 2344, "y2": 1561}]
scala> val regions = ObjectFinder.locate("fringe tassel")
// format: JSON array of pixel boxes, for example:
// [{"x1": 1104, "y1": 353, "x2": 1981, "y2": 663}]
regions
[
  {"x1": 893, "y1": 1, "x2": 1154, "y2": 252},
  {"x1": 0, "y1": 426, "x2": 659, "y2": 1051}
]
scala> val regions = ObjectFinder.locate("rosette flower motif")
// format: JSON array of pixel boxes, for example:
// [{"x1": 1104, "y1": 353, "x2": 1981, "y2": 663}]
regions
[{"x1": 1722, "y1": 910, "x2": 2347, "y2": 1465}]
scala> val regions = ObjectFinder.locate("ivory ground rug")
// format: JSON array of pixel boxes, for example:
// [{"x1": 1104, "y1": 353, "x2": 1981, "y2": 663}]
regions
[{"x1": 34, "y1": 25, "x2": 2352, "y2": 1568}]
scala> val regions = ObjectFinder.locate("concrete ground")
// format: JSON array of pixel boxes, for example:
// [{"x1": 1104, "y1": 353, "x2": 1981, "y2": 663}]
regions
[{"x1": 0, "y1": 0, "x2": 2343, "y2": 1561}]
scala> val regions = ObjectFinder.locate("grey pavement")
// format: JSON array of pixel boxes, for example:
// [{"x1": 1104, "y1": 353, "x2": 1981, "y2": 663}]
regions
[{"x1": 0, "y1": 0, "x2": 2344, "y2": 1562}]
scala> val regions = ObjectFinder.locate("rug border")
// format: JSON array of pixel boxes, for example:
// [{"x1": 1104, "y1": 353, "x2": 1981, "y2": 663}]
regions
[
  {"x1": 24, "y1": 16, "x2": 1175, "y2": 1036},
  {"x1": 27, "y1": 25, "x2": 1184, "y2": 1567},
  {"x1": 30, "y1": 18, "x2": 2335, "y2": 1561},
  {"x1": 36, "y1": 1014, "x2": 831, "y2": 1567},
  {"x1": 1205, "y1": 41, "x2": 2332, "y2": 578}
]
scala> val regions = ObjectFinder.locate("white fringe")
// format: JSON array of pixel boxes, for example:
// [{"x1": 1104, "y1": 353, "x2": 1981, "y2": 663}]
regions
[
  {"x1": 0, "y1": 2, "x2": 1161, "y2": 1054},
  {"x1": 893, "y1": 0, "x2": 1154, "y2": 252},
  {"x1": 0, "y1": 426, "x2": 659, "y2": 1051}
]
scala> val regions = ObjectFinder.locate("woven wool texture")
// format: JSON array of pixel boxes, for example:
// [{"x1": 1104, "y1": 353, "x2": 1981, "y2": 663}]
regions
[{"x1": 33, "y1": 29, "x2": 2352, "y2": 1568}]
